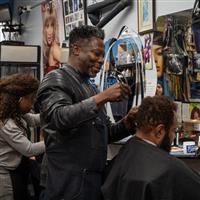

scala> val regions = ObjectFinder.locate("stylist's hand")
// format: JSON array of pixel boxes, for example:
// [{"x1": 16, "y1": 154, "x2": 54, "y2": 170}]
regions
[
  {"x1": 106, "y1": 82, "x2": 131, "y2": 102},
  {"x1": 94, "y1": 83, "x2": 131, "y2": 107},
  {"x1": 122, "y1": 106, "x2": 139, "y2": 129}
]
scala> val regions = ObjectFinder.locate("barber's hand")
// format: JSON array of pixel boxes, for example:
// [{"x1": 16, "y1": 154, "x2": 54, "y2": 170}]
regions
[
  {"x1": 122, "y1": 106, "x2": 139, "y2": 129},
  {"x1": 94, "y1": 83, "x2": 131, "y2": 108},
  {"x1": 103, "y1": 82, "x2": 131, "y2": 102}
]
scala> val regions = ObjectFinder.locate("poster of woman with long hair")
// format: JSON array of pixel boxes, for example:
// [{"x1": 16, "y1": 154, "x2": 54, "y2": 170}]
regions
[{"x1": 42, "y1": 1, "x2": 61, "y2": 75}]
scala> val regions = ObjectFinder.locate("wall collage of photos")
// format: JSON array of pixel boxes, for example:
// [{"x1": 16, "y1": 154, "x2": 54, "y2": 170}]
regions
[{"x1": 62, "y1": 0, "x2": 85, "y2": 39}]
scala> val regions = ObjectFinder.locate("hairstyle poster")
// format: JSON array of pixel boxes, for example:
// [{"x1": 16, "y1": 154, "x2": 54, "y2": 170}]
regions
[
  {"x1": 42, "y1": 0, "x2": 61, "y2": 75},
  {"x1": 142, "y1": 33, "x2": 153, "y2": 70},
  {"x1": 141, "y1": 33, "x2": 157, "y2": 97},
  {"x1": 154, "y1": 10, "x2": 200, "y2": 101},
  {"x1": 182, "y1": 102, "x2": 200, "y2": 121},
  {"x1": 189, "y1": 103, "x2": 200, "y2": 120}
]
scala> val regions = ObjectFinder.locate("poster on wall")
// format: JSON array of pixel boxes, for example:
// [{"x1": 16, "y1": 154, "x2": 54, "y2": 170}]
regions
[
  {"x1": 141, "y1": 33, "x2": 157, "y2": 97},
  {"x1": 189, "y1": 103, "x2": 200, "y2": 120},
  {"x1": 182, "y1": 102, "x2": 200, "y2": 121},
  {"x1": 42, "y1": 0, "x2": 61, "y2": 75},
  {"x1": 154, "y1": 9, "x2": 200, "y2": 101},
  {"x1": 142, "y1": 33, "x2": 153, "y2": 70},
  {"x1": 62, "y1": 0, "x2": 86, "y2": 39}
]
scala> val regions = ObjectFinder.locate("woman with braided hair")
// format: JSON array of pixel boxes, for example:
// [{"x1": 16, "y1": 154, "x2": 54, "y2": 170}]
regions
[{"x1": 0, "y1": 74, "x2": 45, "y2": 200}]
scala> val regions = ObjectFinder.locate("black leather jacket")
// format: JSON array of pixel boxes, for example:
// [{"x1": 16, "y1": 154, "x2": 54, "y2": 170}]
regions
[{"x1": 37, "y1": 65, "x2": 130, "y2": 173}]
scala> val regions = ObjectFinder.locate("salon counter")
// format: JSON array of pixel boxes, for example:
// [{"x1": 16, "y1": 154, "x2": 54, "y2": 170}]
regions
[{"x1": 171, "y1": 146, "x2": 200, "y2": 174}]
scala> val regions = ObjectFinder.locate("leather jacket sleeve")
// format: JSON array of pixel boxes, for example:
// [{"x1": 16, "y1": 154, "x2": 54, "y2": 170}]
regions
[
  {"x1": 50, "y1": 97, "x2": 98, "y2": 130},
  {"x1": 37, "y1": 70, "x2": 99, "y2": 132}
]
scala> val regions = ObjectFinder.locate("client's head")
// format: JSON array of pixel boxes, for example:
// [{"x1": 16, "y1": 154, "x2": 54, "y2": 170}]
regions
[{"x1": 135, "y1": 96, "x2": 177, "y2": 152}]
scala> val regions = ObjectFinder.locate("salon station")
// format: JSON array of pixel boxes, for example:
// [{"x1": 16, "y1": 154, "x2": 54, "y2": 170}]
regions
[{"x1": 1, "y1": 0, "x2": 200, "y2": 199}]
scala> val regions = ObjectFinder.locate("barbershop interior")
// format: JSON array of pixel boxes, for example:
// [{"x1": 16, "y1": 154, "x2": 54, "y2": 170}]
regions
[{"x1": 1, "y1": 0, "x2": 200, "y2": 199}]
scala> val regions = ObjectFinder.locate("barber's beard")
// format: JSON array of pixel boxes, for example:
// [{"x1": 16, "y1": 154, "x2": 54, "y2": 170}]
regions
[{"x1": 159, "y1": 132, "x2": 171, "y2": 153}]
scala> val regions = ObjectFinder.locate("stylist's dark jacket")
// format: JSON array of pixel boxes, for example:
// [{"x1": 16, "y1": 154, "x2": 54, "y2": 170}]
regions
[{"x1": 37, "y1": 65, "x2": 132, "y2": 200}]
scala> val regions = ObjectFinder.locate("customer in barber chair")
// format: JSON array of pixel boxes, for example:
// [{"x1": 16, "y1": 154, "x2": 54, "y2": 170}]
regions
[{"x1": 102, "y1": 95, "x2": 200, "y2": 200}]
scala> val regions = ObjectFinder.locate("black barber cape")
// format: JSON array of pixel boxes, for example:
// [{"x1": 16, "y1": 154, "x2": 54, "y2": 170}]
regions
[{"x1": 102, "y1": 136, "x2": 200, "y2": 200}]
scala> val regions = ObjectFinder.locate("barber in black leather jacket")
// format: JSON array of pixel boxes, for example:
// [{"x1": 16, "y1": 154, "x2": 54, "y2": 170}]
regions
[{"x1": 37, "y1": 25, "x2": 137, "y2": 200}]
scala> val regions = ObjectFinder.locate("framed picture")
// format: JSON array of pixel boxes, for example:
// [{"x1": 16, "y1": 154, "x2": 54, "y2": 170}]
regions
[
  {"x1": 62, "y1": 0, "x2": 87, "y2": 39},
  {"x1": 137, "y1": 0, "x2": 155, "y2": 35}
]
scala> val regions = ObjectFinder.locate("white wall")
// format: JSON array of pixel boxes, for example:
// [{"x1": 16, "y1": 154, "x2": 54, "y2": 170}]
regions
[
  {"x1": 101, "y1": 2, "x2": 136, "y2": 40},
  {"x1": 12, "y1": 0, "x2": 43, "y2": 45},
  {"x1": 156, "y1": 0, "x2": 195, "y2": 17}
]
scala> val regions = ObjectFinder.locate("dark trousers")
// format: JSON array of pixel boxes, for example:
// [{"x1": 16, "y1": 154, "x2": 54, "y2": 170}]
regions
[
  {"x1": 10, "y1": 157, "x2": 41, "y2": 200},
  {"x1": 40, "y1": 169, "x2": 103, "y2": 200}
]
